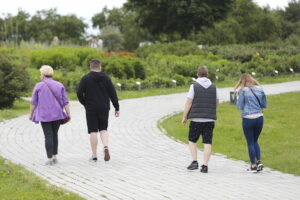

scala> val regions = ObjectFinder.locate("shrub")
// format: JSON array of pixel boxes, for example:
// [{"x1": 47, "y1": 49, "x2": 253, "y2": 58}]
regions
[
  {"x1": 0, "y1": 47, "x2": 30, "y2": 108},
  {"x1": 136, "y1": 40, "x2": 205, "y2": 58},
  {"x1": 143, "y1": 75, "x2": 173, "y2": 88},
  {"x1": 172, "y1": 74, "x2": 186, "y2": 86},
  {"x1": 30, "y1": 46, "x2": 81, "y2": 71}
]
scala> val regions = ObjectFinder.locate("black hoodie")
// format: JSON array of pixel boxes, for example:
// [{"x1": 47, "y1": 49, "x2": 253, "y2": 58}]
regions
[{"x1": 77, "y1": 71, "x2": 119, "y2": 113}]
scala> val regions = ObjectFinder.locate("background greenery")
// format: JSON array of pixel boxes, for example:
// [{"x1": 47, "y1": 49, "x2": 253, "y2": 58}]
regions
[{"x1": 160, "y1": 92, "x2": 300, "y2": 176}]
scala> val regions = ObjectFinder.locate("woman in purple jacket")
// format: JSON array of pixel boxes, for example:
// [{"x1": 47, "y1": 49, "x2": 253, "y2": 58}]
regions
[{"x1": 29, "y1": 65, "x2": 70, "y2": 165}]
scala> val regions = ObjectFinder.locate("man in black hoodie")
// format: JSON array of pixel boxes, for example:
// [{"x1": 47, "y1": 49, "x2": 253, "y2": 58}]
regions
[{"x1": 77, "y1": 59, "x2": 119, "y2": 162}]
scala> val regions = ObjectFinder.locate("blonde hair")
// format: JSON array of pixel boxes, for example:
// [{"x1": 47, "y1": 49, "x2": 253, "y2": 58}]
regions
[
  {"x1": 40, "y1": 65, "x2": 54, "y2": 77},
  {"x1": 234, "y1": 73, "x2": 260, "y2": 93}
]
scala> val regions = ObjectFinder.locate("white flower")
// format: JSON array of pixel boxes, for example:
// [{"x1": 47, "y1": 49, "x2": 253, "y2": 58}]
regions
[
  {"x1": 251, "y1": 72, "x2": 256, "y2": 76},
  {"x1": 172, "y1": 80, "x2": 177, "y2": 83}
]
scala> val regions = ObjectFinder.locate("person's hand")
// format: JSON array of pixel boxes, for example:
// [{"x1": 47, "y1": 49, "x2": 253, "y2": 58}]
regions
[
  {"x1": 115, "y1": 110, "x2": 120, "y2": 117},
  {"x1": 182, "y1": 117, "x2": 187, "y2": 126}
]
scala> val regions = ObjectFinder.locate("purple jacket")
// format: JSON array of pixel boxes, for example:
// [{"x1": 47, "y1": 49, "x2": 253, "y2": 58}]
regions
[{"x1": 30, "y1": 78, "x2": 69, "y2": 123}]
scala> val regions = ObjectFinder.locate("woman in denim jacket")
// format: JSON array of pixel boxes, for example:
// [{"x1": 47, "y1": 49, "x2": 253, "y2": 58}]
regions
[{"x1": 234, "y1": 74, "x2": 267, "y2": 172}]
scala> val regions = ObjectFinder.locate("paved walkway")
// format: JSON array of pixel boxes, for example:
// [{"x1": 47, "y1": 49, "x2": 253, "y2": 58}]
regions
[{"x1": 1, "y1": 81, "x2": 300, "y2": 200}]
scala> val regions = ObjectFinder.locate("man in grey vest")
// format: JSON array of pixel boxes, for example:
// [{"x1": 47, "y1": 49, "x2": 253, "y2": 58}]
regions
[{"x1": 182, "y1": 66, "x2": 219, "y2": 173}]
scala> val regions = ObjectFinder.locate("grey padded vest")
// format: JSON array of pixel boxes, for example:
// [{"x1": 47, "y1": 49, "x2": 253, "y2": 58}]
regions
[{"x1": 187, "y1": 82, "x2": 217, "y2": 120}]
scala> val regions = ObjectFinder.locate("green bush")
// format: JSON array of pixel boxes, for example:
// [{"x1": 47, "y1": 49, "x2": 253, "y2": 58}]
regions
[
  {"x1": 30, "y1": 46, "x2": 101, "y2": 72},
  {"x1": 136, "y1": 40, "x2": 205, "y2": 58},
  {"x1": 172, "y1": 74, "x2": 186, "y2": 86},
  {"x1": 143, "y1": 75, "x2": 173, "y2": 88},
  {"x1": 30, "y1": 47, "x2": 80, "y2": 71},
  {"x1": 104, "y1": 56, "x2": 146, "y2": 80},
  {"x1": 0, "y1": 47, "x2": 30, "y2": 108}
]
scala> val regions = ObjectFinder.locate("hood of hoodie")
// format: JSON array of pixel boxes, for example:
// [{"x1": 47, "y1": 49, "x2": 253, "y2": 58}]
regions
[
  {"x1": 196, "y1": 77, "x2": 212, "y2": 88},
  {"x1": 89, "y1": 71, "x2": 107, "y2": 83}
]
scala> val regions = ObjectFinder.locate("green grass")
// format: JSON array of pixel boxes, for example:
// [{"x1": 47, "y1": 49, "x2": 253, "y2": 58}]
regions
[
  {"x1": 0, "y1": 99, "x2": 29, "y2": 122},
  {"x1": 0, "y1": 158, "x2": 84, "y2": 200},
  {"x1": 160, "y1": 92, "x2": 300, "y2": 176},
  {"x1": 66, "y1": 74, "x2": 300, "y2": 100}
]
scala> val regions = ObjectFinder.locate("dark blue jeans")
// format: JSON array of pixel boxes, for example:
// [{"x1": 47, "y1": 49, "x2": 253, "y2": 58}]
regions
[{"x1": 242, "y1": 116, "x2": 263, "y2": 164}]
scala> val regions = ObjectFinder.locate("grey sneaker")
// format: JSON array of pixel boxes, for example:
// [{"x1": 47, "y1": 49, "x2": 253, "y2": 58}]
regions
[
  {"x1": 52, "y1": 158, "x2": 58, "y2": 164},
  {"x1": 45, "y1": 160, "x2": 54, "y2": 166}
]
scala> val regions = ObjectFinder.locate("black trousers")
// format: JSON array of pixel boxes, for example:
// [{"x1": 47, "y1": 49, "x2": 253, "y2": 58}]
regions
[{"x1": 41, "y1": 120, "x2": 61, "y2": 158}]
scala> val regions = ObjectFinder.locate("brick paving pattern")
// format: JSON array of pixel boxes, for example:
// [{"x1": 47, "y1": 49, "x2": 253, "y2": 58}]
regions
[{"x1": 0, "y1": 81, "x2": 300, "y2": 200}]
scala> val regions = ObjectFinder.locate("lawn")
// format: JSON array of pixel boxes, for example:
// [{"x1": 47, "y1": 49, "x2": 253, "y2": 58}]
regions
[
  {"x1": 0, "y1": 158, "x2": 84, "y2": 200},
  {"x1": 159, "y1": 92, "x2": 300, "y2": 176},
  {"x1": 0, "y1": 99, "x2": 29, "y2": 122}
]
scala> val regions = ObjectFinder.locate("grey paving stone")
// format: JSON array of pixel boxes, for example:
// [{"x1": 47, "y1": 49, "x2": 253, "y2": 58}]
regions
[{"x1": 0, "y1": 81, "x2": 300, "y2": 200}]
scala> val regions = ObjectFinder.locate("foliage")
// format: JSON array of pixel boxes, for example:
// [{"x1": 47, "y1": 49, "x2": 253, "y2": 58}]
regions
[
  {"x1": 0, "y1": 47, "x2": 30, "y2": 108},
  {"x1": 160, "y1": 92, "x2": 300, "y2": 176},
  {"x1": 30, "y1": 46, "x2": 100, "y2": 70},
  {"x1": 100, "y1": 26, "x2": 124, "y2": 52},
  {"x1": 125, "y1": 0, "x2": 234, "y2": 40},
  {"x1": 135, "y1": 40, "x2": 205, "y2": 58},
  {"x1": 0, "y1": 9, "x2": 87, "y2": 45},
  {"x1": 195, "y1": 0, "x2": 300, "y2": 45},
  {"x1": 92, "y1": 7, "x2": 151, "y2": 51},
  {"x1": 104, "y1": 56, "x2": 146, "y2": 80}
]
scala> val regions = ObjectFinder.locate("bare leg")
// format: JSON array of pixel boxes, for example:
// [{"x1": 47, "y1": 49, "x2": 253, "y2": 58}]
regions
[
  {"x1": 90, "y1": 132, "x2": 98, "y2": 158},
  {"x1": 100, "y1": 130, "x2": 109, "y2": 147},
  {"x1": 100, "y1": 130, "x2": 110, "y2": 161},
  {"x1": 188, "y1": 141, "x2": 198, "y2": 161},
  {"x1": 203, "y1": 144, "x2": 212, "y2": 166}
]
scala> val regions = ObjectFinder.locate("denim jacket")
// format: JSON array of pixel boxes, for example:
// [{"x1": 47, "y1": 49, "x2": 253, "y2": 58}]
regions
[{"x1": 237, "y1": 85, "x2": 267, "y2": 117}]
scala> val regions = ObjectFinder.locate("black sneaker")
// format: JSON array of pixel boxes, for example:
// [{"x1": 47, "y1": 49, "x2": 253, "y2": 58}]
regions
[
  {"x1": 89, "y1": 157, "x2": 97, "y2": 162},
  {"x1": 247, "y1": 166, "x2": 257, "y2": 173},
  {"x1": 200, "y1": 165, "x2": 208, "y2": 173},
  {"x1": 187, "y1": 161, "x2": 198, "y2": 170},
  {"x1": 257, "y1": 161, "x2": 264, "y2": 172}
]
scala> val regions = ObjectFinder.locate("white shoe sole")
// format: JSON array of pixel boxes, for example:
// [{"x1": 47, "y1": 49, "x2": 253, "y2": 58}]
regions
[{"x1": 257, "y1": 164, "x2": 264, "y2": 171}]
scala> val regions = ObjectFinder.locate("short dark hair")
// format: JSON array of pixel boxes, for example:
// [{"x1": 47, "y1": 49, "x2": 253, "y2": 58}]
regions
[
  {"x1": 89, "y1": 59, "x2": 101, "y2": 68},
  {"x1": 197, "y1": 66, "x2": 208, "y2": 77}
]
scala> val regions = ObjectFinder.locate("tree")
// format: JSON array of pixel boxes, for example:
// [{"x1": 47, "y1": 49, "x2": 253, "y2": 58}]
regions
[
  {"x1": 284, "y1": 0, "x2": 300, "y2": 23},
  {"x1": 0, "y1": 47, "x2": 30, "y2": 108},
  {"x1": 92, "y1": 7, "x2": 151, "y2": 50},
  {"x1": 100, "y1": 26, "x2": 124, "y2": 52},
  {"x1": 125, "y1": 0, "x2": 234, "y2": 40},
  {"x1": 0, "y1": 8, "x2": 87, "y2": 44},
  {"x1": 53, "y1": 15, "x2": 87, "y2": 44},
  {"x1": 197, "y1": 0, "x2": 282, "y2": 44}
]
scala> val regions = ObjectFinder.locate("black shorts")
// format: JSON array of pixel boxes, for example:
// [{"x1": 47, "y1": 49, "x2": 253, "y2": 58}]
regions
[
  {"x1": 188, "y1": 121, "x2": 215, "y2": 144},
  {"x1": 86, "y1": 111, "x2": 109, "y2": 133}
]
